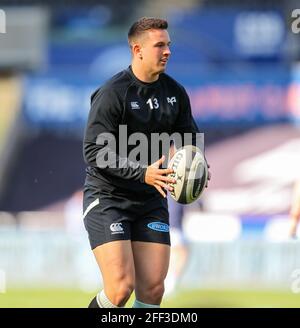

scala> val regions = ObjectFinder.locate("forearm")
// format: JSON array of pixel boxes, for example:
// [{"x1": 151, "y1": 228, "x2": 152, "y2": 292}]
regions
[{"x1": 84, "y1": 141, "x2": 146, "y2": 183}]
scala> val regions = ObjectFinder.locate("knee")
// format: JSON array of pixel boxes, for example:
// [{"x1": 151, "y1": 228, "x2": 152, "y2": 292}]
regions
[
  {"x1": 111, "y1": 279, "x2": 135, "y2": 307},
  {"x1": 151, "y1": 282, "x2": 165, "y2": 303},
  {"x1": 139, "y1": 282, "x2": 165, "y2": 305}
]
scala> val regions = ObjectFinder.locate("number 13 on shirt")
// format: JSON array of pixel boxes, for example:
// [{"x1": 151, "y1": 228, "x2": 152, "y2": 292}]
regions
[{"x1": 146, "y1": 98, "x2": 160, "y2": 109}]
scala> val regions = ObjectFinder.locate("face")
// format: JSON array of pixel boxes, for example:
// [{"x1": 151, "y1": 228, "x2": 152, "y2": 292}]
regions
[{"x1": 137, "y1": 29, "x2": 171, "y2": 75}]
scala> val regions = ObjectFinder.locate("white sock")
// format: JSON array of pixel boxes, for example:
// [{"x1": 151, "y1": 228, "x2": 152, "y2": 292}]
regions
[
  {"x1": 132, "y1": 299, "x2": 160, "y2": 308},
  {"x1": 96, "y1": 290, "x2": 119, "y2": 308},
  {"x1": 164, "y1": 272, "x2": 176, "y2": 296}
]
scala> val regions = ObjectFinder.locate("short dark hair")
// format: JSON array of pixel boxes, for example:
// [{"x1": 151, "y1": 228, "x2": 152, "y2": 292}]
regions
[{"x1": 128, "y1": 17, "x2": 168, "y2": 45}]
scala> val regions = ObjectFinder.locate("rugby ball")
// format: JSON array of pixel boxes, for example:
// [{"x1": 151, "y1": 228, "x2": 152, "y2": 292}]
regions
[{"x1": 168, "y1": 145, "x2": 208, "y2": 204}]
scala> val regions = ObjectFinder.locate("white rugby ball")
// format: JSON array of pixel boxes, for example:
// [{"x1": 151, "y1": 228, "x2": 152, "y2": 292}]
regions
[{"x1": 168, "y1": 145, "x2": 208, "y2": 204}]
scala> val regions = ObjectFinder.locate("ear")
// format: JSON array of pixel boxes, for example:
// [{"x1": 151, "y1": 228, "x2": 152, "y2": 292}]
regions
[{"x1": 132, "y1": 43, "x2": 143, "y2": 59}]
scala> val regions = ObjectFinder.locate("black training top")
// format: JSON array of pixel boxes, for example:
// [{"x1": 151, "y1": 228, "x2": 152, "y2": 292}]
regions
[{"x1": 83, "y1": 66, "x2": 199, "y2": 197}]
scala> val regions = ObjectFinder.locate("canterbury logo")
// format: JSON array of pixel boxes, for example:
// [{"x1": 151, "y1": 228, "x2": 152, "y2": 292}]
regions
[
  {"x1": 130, "y1": 101, "x2": 140, "y2": 109},
  {"x1": 110, "y1": 222, "x2": 124, "y2": 234}
]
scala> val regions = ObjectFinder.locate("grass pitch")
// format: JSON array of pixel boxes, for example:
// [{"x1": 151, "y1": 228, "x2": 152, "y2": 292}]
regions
[{"x1": 0, "y1": 288, "x2": 299, "y2": 308}]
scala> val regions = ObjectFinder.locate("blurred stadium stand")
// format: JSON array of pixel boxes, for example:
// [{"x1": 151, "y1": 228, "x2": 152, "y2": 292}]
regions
[
  {"x1": 1, "y1": 0, "x2": 300, "y2": 290},
  {"x1": 0, "y1": 0, "x2": 299, "y2": 209},
  {"x1": 0, "y1": 0, "x2": 299, "y2": 213},
  {"x1": 0, "y1": 7, "x2": 48, "y2": 71}
]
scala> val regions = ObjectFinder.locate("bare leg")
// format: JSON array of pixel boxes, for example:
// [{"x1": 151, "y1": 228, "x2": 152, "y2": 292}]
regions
[
  {"x1": 132, "y1": 241, "x2": 170, "y2": 305},
  {"x1": 93, "y1": 240, "x2": 135, "y2": 307}
]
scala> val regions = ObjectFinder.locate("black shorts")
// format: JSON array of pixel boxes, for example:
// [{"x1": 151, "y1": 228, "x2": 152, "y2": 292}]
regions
[{"x1": 83, "y1": 184, "x2": 170, "y2": 249}]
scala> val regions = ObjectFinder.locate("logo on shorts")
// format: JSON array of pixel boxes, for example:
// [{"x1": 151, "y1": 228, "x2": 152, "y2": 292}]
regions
[
  {"x1": 110, "y1": 222, "x2": 124, "y2": 234},
  {"x1": 147, "y1": 222, "x2": 169, "y2": 233}
]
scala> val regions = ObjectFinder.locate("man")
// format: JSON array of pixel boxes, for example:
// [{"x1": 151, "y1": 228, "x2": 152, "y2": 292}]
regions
[{"x1": 83, "y1": 17, "x2": 204, "y2": 308}]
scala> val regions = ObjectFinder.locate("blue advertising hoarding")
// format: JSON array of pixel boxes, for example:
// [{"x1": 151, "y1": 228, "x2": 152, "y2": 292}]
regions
[{"x1": 21, "y1": 64, "x2": 299, "y2": 132}]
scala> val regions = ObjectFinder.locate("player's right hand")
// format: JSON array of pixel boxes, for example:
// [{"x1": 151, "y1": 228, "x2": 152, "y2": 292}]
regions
[{"x1": 145, "y1": 155, "x2": 175, "y2": 198}]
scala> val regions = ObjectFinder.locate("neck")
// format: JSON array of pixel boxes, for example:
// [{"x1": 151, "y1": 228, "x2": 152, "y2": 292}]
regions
[{"x1": 131, "y1": 62, "x2": 159, "y2": 83}]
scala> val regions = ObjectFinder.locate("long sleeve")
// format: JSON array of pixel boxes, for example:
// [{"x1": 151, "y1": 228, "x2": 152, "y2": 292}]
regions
[{"x1": 83, "y1": 88, "x2": 146, "y2": 183}]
